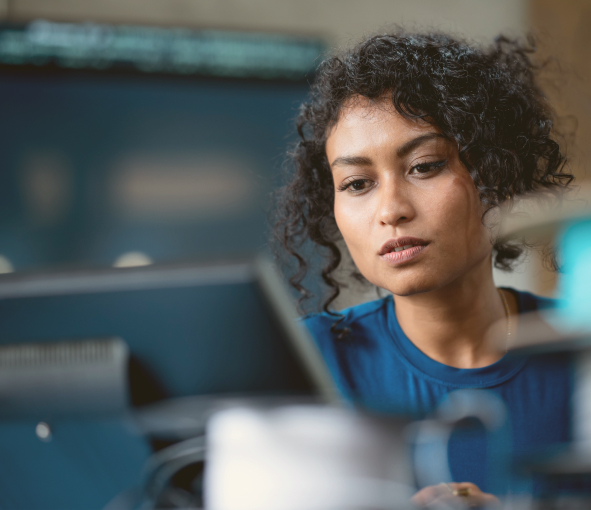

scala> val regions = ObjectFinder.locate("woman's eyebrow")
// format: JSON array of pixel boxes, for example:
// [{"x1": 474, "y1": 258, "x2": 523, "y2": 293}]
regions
[
  {"x1": 330, "y1": 155, "x2": 372, "y2": 168},
  {"x1": 330, "y1": 133, "x2": 447, "y2": 169},
  {"x1": 396, "y1": 133, "x2": 447, "y2": 158}
]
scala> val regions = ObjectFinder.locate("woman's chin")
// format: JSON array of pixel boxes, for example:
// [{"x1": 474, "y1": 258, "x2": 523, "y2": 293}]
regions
[
  {"x1": 376, "y1": 279, "x2": 439, "y2": 298},
  {"x1": 374, "y1": 270, "x2": 455, "y2": 297}
]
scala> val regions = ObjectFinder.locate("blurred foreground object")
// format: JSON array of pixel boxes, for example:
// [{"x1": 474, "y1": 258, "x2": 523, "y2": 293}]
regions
[
  {"x1": 204, "y1": 405, "x2": 415, "y2": 510},
  {"x1": 499, "y1": 182, "x2": 591, "y2": 243},
  {"x1": 499, "y1": 182, "x2": 591, "y2": 344},
  {"x1": 202, "y1": 392, "x2": 521, "y2": 510},
  {"x1": 497, "y1": 184, "x2": 591, "y2": 503}
]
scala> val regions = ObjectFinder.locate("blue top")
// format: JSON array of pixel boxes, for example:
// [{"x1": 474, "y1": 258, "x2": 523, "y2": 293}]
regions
[{"x1": 303, "y1": 289, "x2": 574, "y2": 495}]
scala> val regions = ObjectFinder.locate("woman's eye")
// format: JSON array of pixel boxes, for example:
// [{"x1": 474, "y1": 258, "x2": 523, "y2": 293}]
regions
[
  {"x1": 409, "y1": 159, "x2": 447, "y2": 176},
  {"x1": 338, "y1": 179, "x2": 372, "y2": 193}
]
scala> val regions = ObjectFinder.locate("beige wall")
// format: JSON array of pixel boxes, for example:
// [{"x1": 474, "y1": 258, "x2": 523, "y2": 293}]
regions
[
  {"x1": 3, "y1": 0, "x2": 526, "y2": 47},
  {"x1": 529, "y1": 0, "x2": 591, "y2": 185},
  {"x1": 508, "y1": 0, "x2": 591, "y2": 298}
]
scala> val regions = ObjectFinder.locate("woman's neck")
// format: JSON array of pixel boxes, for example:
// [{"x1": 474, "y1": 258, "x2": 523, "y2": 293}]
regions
[{"x1": 393, "y1": 258, "x2": 518, "y2": 369}]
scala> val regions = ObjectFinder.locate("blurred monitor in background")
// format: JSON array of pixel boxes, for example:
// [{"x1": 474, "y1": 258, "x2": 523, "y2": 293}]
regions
[{"x1": 0, "y1": 21, "x2": 325, "y2": 272}]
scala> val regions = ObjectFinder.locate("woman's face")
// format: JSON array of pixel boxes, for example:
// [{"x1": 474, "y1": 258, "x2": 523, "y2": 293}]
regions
[{"x1": 326, "y1": 98, "x2": 493, "y2": 296}]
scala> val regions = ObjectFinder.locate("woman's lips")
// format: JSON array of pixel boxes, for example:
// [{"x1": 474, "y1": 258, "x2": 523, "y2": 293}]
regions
[{"x1": 380, "y1": 244, "x2": 428, "y2": 265}]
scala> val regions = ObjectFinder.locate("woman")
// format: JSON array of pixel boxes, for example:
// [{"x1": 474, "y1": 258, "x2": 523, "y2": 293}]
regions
[{"x1": 274, "y1": 31, "x2": 575, "y2": 506}]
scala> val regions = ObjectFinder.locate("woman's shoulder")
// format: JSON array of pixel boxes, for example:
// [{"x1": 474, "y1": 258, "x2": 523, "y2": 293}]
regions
[
  {"x1": 301, "y1": 295, "x2": 392, "y2": 337},
  {"x1": 300, "y1": 288, "x2": 557, "y2": 342}
]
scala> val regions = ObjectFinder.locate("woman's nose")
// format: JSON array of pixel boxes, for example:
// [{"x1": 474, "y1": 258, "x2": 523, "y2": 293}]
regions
[{"x1": 376, "y1": 180, "x2": 416, "y2": 227}]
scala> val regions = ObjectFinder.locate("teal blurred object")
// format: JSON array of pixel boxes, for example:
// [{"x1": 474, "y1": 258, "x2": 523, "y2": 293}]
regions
[
  {"x1": 553, "y1": 217, "x2": 591, "y2": 332},
  {"x1": 509, "y1": 212, "x2": 591, "y2": 490}
]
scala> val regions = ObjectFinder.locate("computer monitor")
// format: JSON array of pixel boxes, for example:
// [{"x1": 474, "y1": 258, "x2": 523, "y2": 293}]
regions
[
  {"x1": 0, "y1": 257, "x2": 338, "y2": 510},
  {"x1": 0, "y1": 257, "x2": 337, "y2": 403}
]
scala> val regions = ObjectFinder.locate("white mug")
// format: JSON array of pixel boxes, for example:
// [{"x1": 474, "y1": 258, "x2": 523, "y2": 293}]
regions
[{"x1": 204, "y1": 405, "x2": 416, "y2": 510}]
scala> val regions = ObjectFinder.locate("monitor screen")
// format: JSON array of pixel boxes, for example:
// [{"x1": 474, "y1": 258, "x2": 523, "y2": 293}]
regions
[
  {"x1": 0, "y1": 22, "x2": 324, "y2": 272},
  {"x1": 0, "y1": 258, "x2": 335, "y2": 402}
]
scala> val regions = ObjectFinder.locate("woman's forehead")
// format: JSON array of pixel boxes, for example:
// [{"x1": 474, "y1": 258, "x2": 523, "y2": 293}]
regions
[{"x1": 326, "y1": 97, "x2": 443, "y2": 157}]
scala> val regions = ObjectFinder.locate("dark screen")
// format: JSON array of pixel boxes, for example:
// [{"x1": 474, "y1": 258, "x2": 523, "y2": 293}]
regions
[{"x1": 0, "y1": 276, "x2": 316, "y2": 398}]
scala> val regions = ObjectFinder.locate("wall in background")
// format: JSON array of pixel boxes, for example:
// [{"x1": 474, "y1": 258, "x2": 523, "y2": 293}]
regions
[
  {"x1": 504, "y1": 0, "x2": 591, "y2": 298},
  {"x1": 530, "y1": 0, "x2": 591, "y2": 187},
  {"x1": 1, "y1": 0, "x2": 526, "y2": 47}
]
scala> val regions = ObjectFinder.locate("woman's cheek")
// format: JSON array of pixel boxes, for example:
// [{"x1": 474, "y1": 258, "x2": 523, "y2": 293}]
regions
[
  {"x1": 334, "y1": 203, "x2": 373, "y2": 275},
  {"x1": 335, "y1": 198, "x2": 372, "y2": 241}
]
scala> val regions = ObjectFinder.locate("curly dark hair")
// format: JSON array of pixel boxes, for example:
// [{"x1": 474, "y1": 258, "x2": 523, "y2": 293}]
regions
[{"x1": 273, "y1": 30, "x2": 573, "y2": 316}]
